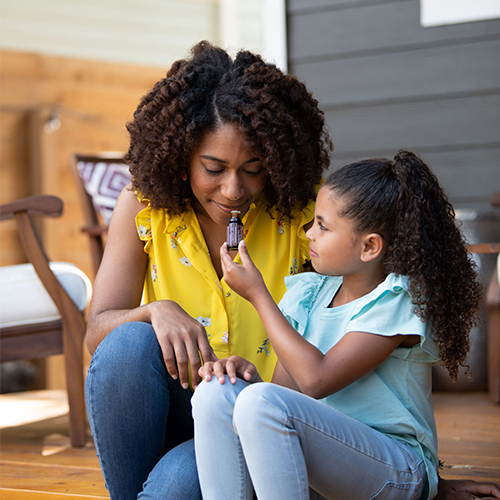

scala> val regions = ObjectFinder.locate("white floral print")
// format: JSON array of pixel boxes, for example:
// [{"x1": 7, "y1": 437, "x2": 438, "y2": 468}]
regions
[
  {"x1": 179, "y1": 257, "x2": 192, "y2": 267},
  {"x1": 151, "y1": 264, "x2": 158, "y2": 282},
  {"x1": 222, "y1": 331, "x2": 229, "y2": 344},
  {"x1": 196, "y1": 316, "x2": 211, "y2": 327},
  {"x1": 137, "y1": 224, "x2": 150, "y2": 239}
]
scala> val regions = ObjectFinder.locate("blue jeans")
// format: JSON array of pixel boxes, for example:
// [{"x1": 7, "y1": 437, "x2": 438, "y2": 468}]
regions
[
  {"x1": 85, "y1": 322, "x2": 202, "y2": 500},
  {"x1": 192, "y1": 378, "x2": 427, "y2": 500}
]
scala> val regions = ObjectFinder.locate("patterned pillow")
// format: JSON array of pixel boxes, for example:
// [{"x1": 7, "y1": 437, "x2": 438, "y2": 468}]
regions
[{"x1": 77, "y1": 161, "x2": 132, "y2": 225}]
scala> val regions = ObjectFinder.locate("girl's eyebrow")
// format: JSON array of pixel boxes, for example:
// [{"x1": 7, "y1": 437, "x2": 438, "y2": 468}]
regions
[{"x1": 199, "y1": 155, "x2": 260, "y2": 165}]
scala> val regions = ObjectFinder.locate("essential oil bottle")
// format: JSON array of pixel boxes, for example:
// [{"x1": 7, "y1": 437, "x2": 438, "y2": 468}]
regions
[{"x1": 227, "y1": 210, "x2": 244, "y2": 250}]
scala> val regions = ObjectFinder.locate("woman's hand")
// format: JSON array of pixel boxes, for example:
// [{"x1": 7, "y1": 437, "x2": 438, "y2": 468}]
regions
[
  {"x1": 149, "y1": 300, "x2": 216, "y2": 389},
  {"x1": 436, "y1": 478, "x2": 500, "y2": 499},
  {"x1": 220, "y1": 240, "x2": 267, "y2": 303},
  {"x1": 198, "y1": 355, "x2": 263, "y2": 386}
]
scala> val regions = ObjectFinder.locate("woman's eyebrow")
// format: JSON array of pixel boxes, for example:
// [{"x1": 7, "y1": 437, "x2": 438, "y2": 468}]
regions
[
  {"x1": 200, "y1": 155, "x2": 228, "y2": 164},
  {"x1": 199, "y1": 155, "x2": 261, "y2": 165}
]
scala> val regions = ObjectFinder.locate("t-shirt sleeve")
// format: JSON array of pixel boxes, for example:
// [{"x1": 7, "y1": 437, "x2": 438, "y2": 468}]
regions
[
  {"x1": 278, "y1": 273, "x2": 329, "y2": 335},
  {"x1": 347, "y1": 274, "x2": 439, "y2": 359}
]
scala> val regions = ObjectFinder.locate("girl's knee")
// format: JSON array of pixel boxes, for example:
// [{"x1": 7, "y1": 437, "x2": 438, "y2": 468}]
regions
[
  {"x1": 233, "y1": 383, "x2": 287, "y2": 432},
  {"x1": 192, "y1": 377, "x2": 248, "y2": 421}
]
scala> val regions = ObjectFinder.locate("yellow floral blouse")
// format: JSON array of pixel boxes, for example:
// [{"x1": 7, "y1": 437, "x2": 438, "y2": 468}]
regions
[{"x1": 135, "y1": 194, "x2": 314, "y2": 383}]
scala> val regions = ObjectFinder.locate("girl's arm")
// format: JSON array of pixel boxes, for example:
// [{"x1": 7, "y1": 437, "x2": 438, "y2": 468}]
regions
[
  {"x1": 221, "y1": 241, "x2": 403, "y2": 399},
  {"x1": 86, "y1": 185, "x2": 214, "y2": 388},
  {"x1": 271, "y1": 360, "x2": 300, "y2": 391}
]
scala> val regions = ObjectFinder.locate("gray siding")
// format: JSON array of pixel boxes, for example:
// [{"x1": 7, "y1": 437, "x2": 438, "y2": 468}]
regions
[{"x1": 287, "y1": 0, "x2": 500, "y2": 210}]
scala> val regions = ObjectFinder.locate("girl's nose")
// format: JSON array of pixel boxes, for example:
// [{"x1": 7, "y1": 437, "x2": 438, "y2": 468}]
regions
[
  {"x1": 222, "y1": 174, "x2": 244, "y2": 200},
  {"x1": 305, "y1": 226, "x2": 314, "y2": 241}
]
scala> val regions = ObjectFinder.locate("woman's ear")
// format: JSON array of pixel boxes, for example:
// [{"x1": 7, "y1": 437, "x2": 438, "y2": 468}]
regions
[{"x1": 360, "y1": 233, "x2": 384, "y2": 262}]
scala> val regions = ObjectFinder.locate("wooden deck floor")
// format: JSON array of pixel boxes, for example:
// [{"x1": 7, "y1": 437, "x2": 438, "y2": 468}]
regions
[{"x1": 0, "y1": 390, "x2": 499, "y2": 498}]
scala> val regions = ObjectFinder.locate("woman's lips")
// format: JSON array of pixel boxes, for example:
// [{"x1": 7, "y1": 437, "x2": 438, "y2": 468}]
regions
[{"x1": 214, "y1": 201, "x2": 246, "y2": 214}]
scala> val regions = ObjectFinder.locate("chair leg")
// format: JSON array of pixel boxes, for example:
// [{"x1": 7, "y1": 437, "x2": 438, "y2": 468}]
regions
[{"x1": 62, "y1": 316, "x2": 87, "y2": 447}]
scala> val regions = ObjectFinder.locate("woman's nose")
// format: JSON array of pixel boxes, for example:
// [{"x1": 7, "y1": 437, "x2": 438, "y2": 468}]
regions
[{"x1": 221, "y1": 173, "x2": 244, "y2": 200}]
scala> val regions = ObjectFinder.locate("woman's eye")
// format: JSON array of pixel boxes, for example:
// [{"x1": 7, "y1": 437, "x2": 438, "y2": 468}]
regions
[
  {"x1": 203, "y1": 165, "x2": 223, "y2": 175},
  {"x1": 244, "y1": 169, "x2": 264, "y2": 177}
]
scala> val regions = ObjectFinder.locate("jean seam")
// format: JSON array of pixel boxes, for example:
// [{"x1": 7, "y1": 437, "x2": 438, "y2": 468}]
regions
[{"x1": 288, "y1": 413, "x2": 420, "y2": 476}]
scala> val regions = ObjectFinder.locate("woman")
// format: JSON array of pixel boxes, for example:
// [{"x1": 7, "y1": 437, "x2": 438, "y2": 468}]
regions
[
  {"x1": 85, "y1": 40, "x2": 332, "y2": 499},
  {"x1": 84, "y1": 41, "x2": 500, "y2": 500}
]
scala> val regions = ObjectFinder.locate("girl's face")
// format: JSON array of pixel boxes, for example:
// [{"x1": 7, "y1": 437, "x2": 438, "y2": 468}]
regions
[
  {"x1": 188, "y1": 123, "x2": 268, "y2": 227},
  {"x1": 306, "y1": 187, "x2": 366, "y2": 276}
]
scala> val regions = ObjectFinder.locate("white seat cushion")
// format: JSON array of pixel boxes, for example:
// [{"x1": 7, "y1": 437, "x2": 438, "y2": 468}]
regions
[{"x1": 0, "y1": 262, "x2": 92, "y2": 328}]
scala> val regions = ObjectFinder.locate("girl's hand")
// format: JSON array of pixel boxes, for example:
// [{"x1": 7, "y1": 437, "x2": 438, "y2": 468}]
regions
[
  {"x1": 220, "y1": 241, "x2": 267, "y2": 303},
  {"x1": 149, "y1": 300, "x2": 217, "y2": 389},
  {"x1": 198, "y1": 355, "x2": 263, "y2": 386}
]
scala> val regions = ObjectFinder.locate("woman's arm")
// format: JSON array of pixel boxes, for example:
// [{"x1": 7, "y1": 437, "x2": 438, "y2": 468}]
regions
[
  {"x1": 86, "y1": 186, "x2": 214, "y2": 388},
  {"x1": 221, "y1": 241, "x2": 403, "y2": 399}
]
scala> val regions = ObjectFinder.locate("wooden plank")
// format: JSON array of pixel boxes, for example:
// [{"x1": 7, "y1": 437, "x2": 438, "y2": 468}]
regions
[
  {"x1": 293, "y1": 39, "x2": 500, "y2": 107},
  {"x1": 433, "y1": 391, "x2": 500, "y2": 483},
  {"x1": 0, "y1": 489, "x2": 108, "y2": 499},
  {"x1": 0, "y1": 461, "x2": 108, "y2": 496},
  {"x1": 324, "y1": 94, "x2": 500, "y2": 154},
  {"x1": 288, "y1": 0, "x2": 500, "y2": 61},
  {"x1": 329, "y1": 147, "x2": 500, "y2": 207}
]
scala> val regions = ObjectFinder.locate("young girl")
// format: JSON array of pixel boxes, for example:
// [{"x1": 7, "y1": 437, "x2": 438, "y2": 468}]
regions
[{"x1": 191, "y1": 150, "x2": 483, "y2": 500}]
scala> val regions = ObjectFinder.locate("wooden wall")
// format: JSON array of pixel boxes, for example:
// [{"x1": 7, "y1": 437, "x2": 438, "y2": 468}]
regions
[
  {"x1": 0, "y1": 50, "x2": 165, "y2": 388},
  {"x1": 0, "y1": 0, "x2": 219, "y2": 67},
  {"x1": 287, "y1": 0, "x2": 500, "y2": 211}
]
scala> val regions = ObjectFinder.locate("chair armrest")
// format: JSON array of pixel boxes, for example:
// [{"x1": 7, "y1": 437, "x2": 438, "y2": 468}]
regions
[
  {"x1": 81, "y1": 224, "x2": 108, "y2": 236},
  {"x1": 467, "y1": 243, "x2": 500, "y2": 253},
  {"x1": 0, "y1": 195, "x2": 63, "y2": 220}
]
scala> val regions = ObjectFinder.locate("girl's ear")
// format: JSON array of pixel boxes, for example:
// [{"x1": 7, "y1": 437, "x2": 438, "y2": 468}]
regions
[{"x1": 360, "y1": 233, "x2": 384, "y2": 262}]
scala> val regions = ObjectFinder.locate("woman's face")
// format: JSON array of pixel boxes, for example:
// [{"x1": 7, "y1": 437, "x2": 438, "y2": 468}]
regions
[{"x1": 188, "y1": 123, "x2": 268, "y2": 226}]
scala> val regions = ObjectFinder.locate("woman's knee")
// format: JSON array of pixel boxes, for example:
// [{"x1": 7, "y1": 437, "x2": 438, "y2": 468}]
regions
[
  {"x1": 86, "y1": 322, "x2": 165, "y2": 386},
  {"x1": 94, "y1": 322, "x2": 161, "y2": 363}
]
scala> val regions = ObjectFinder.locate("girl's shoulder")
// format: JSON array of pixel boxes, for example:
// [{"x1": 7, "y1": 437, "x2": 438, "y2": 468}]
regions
[{"x1": 279, "y1": 273, "x2": 342, "y2": 319}]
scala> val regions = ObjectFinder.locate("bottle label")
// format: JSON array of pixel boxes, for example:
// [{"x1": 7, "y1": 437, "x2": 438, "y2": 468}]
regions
[{"x1": 227, "y1": 223, "x2": 244, "y2": 249}]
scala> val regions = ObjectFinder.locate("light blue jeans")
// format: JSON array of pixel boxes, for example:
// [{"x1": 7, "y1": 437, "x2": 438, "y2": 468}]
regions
[
  {"x1": 192, "y1": 378, "x2": 427, "y2": 500},
  {"x1": 85, "y1": 322, "x2": 202, "y2": 500}
]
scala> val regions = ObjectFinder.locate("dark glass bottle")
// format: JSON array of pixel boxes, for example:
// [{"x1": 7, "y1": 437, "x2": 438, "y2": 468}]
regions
[{"x1": 227, "y1": 210, "x2": 244, "y2": 250}]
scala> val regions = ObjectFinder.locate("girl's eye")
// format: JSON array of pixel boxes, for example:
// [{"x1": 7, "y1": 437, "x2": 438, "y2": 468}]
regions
[{"x1": 318, "y1": 221, "x2": 327, "y2": 231}]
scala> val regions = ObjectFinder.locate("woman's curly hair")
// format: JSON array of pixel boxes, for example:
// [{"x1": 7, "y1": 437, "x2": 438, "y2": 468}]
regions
[
  {"x1": 324, "y1": 151, "x2": 483, "y2": 381},
  {"x1": 125, "y1": 40, "x2": 333, "y2": 217}
]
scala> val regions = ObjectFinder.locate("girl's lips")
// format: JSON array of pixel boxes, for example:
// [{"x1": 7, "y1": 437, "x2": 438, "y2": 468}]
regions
[{"x1": 309, "y1": 248, "x2": 318, "y2": 258}]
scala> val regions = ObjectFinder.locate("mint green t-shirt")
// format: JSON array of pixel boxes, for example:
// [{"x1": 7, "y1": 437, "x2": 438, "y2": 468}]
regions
[{"x1": 279, "y1": 272, "x2": 440, "y2": 500}]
